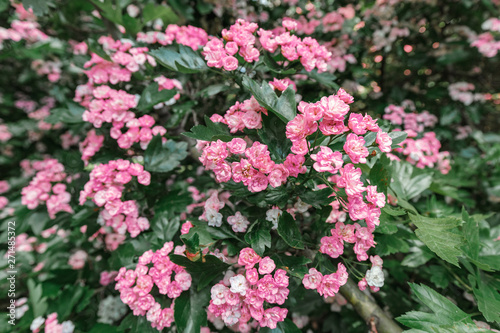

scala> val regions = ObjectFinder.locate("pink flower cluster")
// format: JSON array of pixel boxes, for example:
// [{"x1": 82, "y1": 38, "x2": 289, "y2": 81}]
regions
[
  {"x1": 30, "y1": 312, "x2": 75, "y2": 333},
  {"x1": 383, "y1": 102, "x2": 450, "y2": 174},
  {"x1": 115, "y1": 242, "x2": 192, "y2": 331},
  {"x1": 198, "y1": 138, "x2": 307, "y2": 193},
  {"x1": 136, "y1": 24, "x2": 208, "y2": 50},
  {"x1": 258, "y1": 21, "x2": 332, "y2": 72},
  {"x1": 302, "y1": 262, "x2": 348, "y2": 297},
  {"x1": 0, "y1": 124, "x2": 11, "y2": 142},
  {"x1": 286, "y1": 88, "x2": 391, "y2": 158},
  {"x1": 203, "y1": 19, "x2": 260, "y2": 71},
  {"x1": 383, "y1": 102, "x2": 437, "y2": 135},
  {"x1": 358, "y1": 255, "x2": 384, "y2": 292},
  {"x1": 79, "y1": 129, "x2": 104, "y2": 165},
  {"x1": 110, "y1": 114, "x2": 167, "y2": 149},
  {"x1": 79, "y1": 159, "x2": 151, "y2": 237},
  {"x1": 82, "y1": 86, "x2": 138, "y2": 128},
  {"x1": 21, "y1": 158, "x2": 73, "y2": 219},
  {"x1": 0, "y1": 6, "x2": 48, "y2": 47},
  {"x1": 448, "y1": 82, "x2": 486, "y2": 106},
  {"x1": 68, "y1": 250, "x2": 87, "y2": 269},
  {"x1": 211, "y1": 96, "x2": 266, "y2": 133},
  {"x1": 471, "y1": 18, "x2": 500, "y2": 57},
  {"x1": 31, "y1": 59, "x2": 62, "y2": 82},
  {"x1": 207, "y1": 248, "x2": 289, "y2": 330}
]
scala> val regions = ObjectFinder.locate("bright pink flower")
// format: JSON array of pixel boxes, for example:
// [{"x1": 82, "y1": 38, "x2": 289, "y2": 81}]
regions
[
  {"x1": 344, "y1": 133, "x2": 368, "y2": 164},
  {"x1": 258, "y1": 257, "x2": 276, "y2": 275},
  {"x1": 238, "y1": 248, "x2": 261, "y2": 269},
  {"x1": 302, "y1": 268, "x2": 323, "y2": 289},
  {"x1": 311, "y1": 146, "x2": 343, "y2": 173}
]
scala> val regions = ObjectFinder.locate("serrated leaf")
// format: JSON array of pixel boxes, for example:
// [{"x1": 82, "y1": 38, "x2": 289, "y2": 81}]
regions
[
  {"x1": 245, "y1": 221, "x2": 272, "y2": 256},
  {"x1": 299, "y1": 188, "x2": 333, "y2": 208},
  {"x1": 22, "y1": 0, "x2": 49, "y2": 16},
  {"x1": 174, "y1": 288, "x2": 209, "y2": 333},
  {"x1": 169, "y1": 255, "x2": 229, "y2": 291},
  {"x1": 143, "y1": 3, "x2": 178, "y2": 24},
  {"x1": 150, "y1": 45, "x2": 207, "y2": 73},
  {"x1": 305, "y1": 69, "x2": 339, "y2": 89},
  {"x1": 144, "y1": 136, "x2": 188, "y2": 172},
  {"x1": 277, "y1": 212, "x2": 304, "y2": 249},
  {"x1": 473, "y1": 273, "x2": 500, "y2": 323},
  {"x1": 241, "y1": 76, "x2": 296, "y2": 123},
  {"x1": 183, "y1": 116, "x2": 232, "y2": 142},
  {"x1": 410, "y1": 214, "x2": 464, "y2": 267},
  {"x1": 45, "y1": 103, "x2": 85, "y2": 124},
  {"x1": 136, "y1": 82, "x2": 177, "y2": 111},
  {"x1": 271, "y1": 254, "x2": 311, "y2": 278},
  {"x1": 389, "y1": 131, "x2": 408, "y2": 148}
]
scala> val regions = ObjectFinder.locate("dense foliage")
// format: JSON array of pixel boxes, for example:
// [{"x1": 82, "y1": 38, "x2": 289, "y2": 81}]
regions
[{"x1": 0, "y1": 0, "x2": 499, "y2": 332}]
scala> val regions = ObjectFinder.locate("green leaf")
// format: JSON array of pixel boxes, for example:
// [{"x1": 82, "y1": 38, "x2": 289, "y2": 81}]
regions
[
  {"x1": 169, "y1": 255, "x2": 229, "y2": 291},
  {"x1": 241, "y1": 76, "x2": 296, "y2": 123},
  {"x1": 305, "y1": 70, "x2": 339, "y2": 89},
  {"x1": 473, "y1": 272, "x2": 500, "y2": 323},
  {"x1": 391, "y1": 161, "x2": 433, "y2": 200},
  {"x1": 183, "y1": 116, "x2": 232, "y2": 142},
  {"x1": 375, "y1": 233, "x2": 410, "y2": 256},
  {"x1": 245, "y1": 221, "x2": 272, "y2": 256},
  {"x1": 299, "y1": 188, "x2": 333, "y2": 208},
  {"x1": 150, "y1": 45, "x2": 207, "y2": 73},
  {"x1": 369, "y1": 155, "x2": 391, "y2": 194},
  {"x1": 144, "y1": 136, "x2": 188, "y2": 173},
  {"x1": 462, "y1": 208, "x2": 479, "y2": 261},
  {"x1": 410, "y1": 283, "x2": 470, "y2": 321},
  {"x1": 174, "y1": 289, "x2": 209, "y2": 333},
  {"x1": 91, "y1": 0, "x2": 123, "y2": 24},
  {"x1": 22, "y1": 0, "x2": 50, "y2": 16},
  {"x1": 258, "y1": 113, "x2": 293, "y2": 161},
  {"x1": 151, "y1": 215, "x2": 180, "y2": 243},
  {"x1": 122, "y1": 14, "x2": 143, "y2": 35},
  {"x1": 142, "y1": 3, "x2": 178, "y2": 24},
  {"x1": 389, "y1": 131, "x2": 408, "y2": 148},
  {"x1": 277, "y1": 212, "x2": 304, "y2": 250},
  {"x1": 410, "y1": 214, "x2": 464, "y2": 267},
  {"x1": 137, "y1": 82, "x2": 177, "y2": 111},
  {"x1": 88, "y1": 324, "x2": 120, "y2": 333},
  {"x1": 28, "y1": 279, "x2": 48, "y2": 318},
  {"x1": 263, "y1": 53, "x2": 296, "y2": 75},
  {"x1": 155, "y1": 190, "x2": 193, "y2": 219},
  {"x1": 45, "y1": 103, "x2": 85, "y2": 124},
  {"x1": 271, "y1": 254, "x2": 312, "y2": 279}
]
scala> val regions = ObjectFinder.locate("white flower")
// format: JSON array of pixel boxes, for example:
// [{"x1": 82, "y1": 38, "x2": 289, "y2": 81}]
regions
[
  {"x1": 211, "y1": 284, "x2": 228, "y2": 305},
  {"x1": 229, "y1": 274, "x2": 249, "y2": 296},
  {"x1": 206, "y1": 208, "x2": 223, "y2": 227},
  {"x1": 294, "y1": 198, "x2": 311, "y2": 213},
  {"x1": 30, "y1": 317, "x2": 45, "y2": 332},
  {"x1": 97, "y1": 296, "x2": 127, "y2": 324},
  {"x1": 365, "y1": 266, "x2": 385, "y2": 288},
  {"x1": 61, "y1": 321, "x2": 75, "y2": 333},
  {"x1": 266, "y1": 208, "x2": 282, "y2": 230}
]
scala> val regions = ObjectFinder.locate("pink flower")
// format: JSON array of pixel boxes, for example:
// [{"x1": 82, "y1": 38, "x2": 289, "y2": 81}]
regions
[
  {"x1": 366, "y1": 186, "x2": 386, "y2": 208},
  {"x1": 319, "y1": 235, "x2": 344, "y2": 258},
  {"x1": 227, "y1": 212, "x2": 250, "y2": 233},
  {"x1": 348, "y1": 113, "x2": 367, "y2": 135},
  {"x1": 302, "y1": 268, "x2": 323, "y2": 289},
  {"x1": 227, "y1": 138, "x2": 247, "y2": 154},
  {"x1": 260, "y1": 307, "x2": 288, "y2": 329},
  {"x1": 223, "y1": 56, "x2": 239, "y2": 71},
  {"x1": 337, "y1": 164, "x2": 366, "y2": 196},
  {"x1": 238, "y1": 248, "x2": 261, "y2": 269},
  {"x1": 376, "y1": 131, "x2": 392, "y2": 153},
  {"x1": 320, "y1": 95, "x2": 349, "y2": 121},
  {"x1": 311, "y1": 146, "x2": 343, "y2": 173},
  {"x1": 344, "y1": 133, "x2": 368, "y2": 164},
  {"x1": 246, "y1": 268, "x2": 259, "y2": 285},
  {"x1": 258, "y1": 257, "x2": 276, "y2": 275}
]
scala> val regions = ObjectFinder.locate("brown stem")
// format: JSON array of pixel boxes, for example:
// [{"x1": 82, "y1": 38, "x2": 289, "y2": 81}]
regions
[{"x1": 339, "y1": 278, "x2": 403, "y2": 333}]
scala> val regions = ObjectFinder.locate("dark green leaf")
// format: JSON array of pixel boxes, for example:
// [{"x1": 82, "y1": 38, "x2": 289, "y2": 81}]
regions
[
  {"x1": 245, "y1": 221, "x2": 272, "y2": 256},
  {"x1": 183, "y1": 116, "x2": 232, "y2": 142},
  {"x1": 410, "y1": 214, "x2": 463, "y2": 267},
  {"x1": 169, "y1": 255, "x2": 229, "y2": 291},
  {"x1": 277, "y1": 212, "x2": 304, "y2": 249},
  {"x1": 150, "y1": 45, "x2": 207, "y2": 73},
  {"x1": 174, "y1": 289, "x2": 209, "y2": 333},
  {"x1": 144, "y1": 136, "x2": 188, "y2": 173},
  {"x1": 137, "y1": 82, "x2": 177, "y2": 111}
]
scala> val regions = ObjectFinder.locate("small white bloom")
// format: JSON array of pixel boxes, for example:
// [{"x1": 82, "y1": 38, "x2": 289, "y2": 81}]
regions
[
  {"x1": 30, "y1": 317, "x2": 45, "y2": 332},
  {"x1": 266, "y1": 208, "x2": 282, "y2": 230},
  {"x1": 61, "y1": 321, "x2": 75, "y2": 333},
  {"x1": 365, "y1": 266, "x2": 385, "y2": 288},
  {"x1": 229, "y1": 274, "x2": 249, "y2": 296}
]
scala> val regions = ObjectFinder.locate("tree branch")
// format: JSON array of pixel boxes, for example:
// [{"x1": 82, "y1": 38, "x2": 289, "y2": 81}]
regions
[{"x1": 340, "y1": 278, "x2": 403, "y2": 333}]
